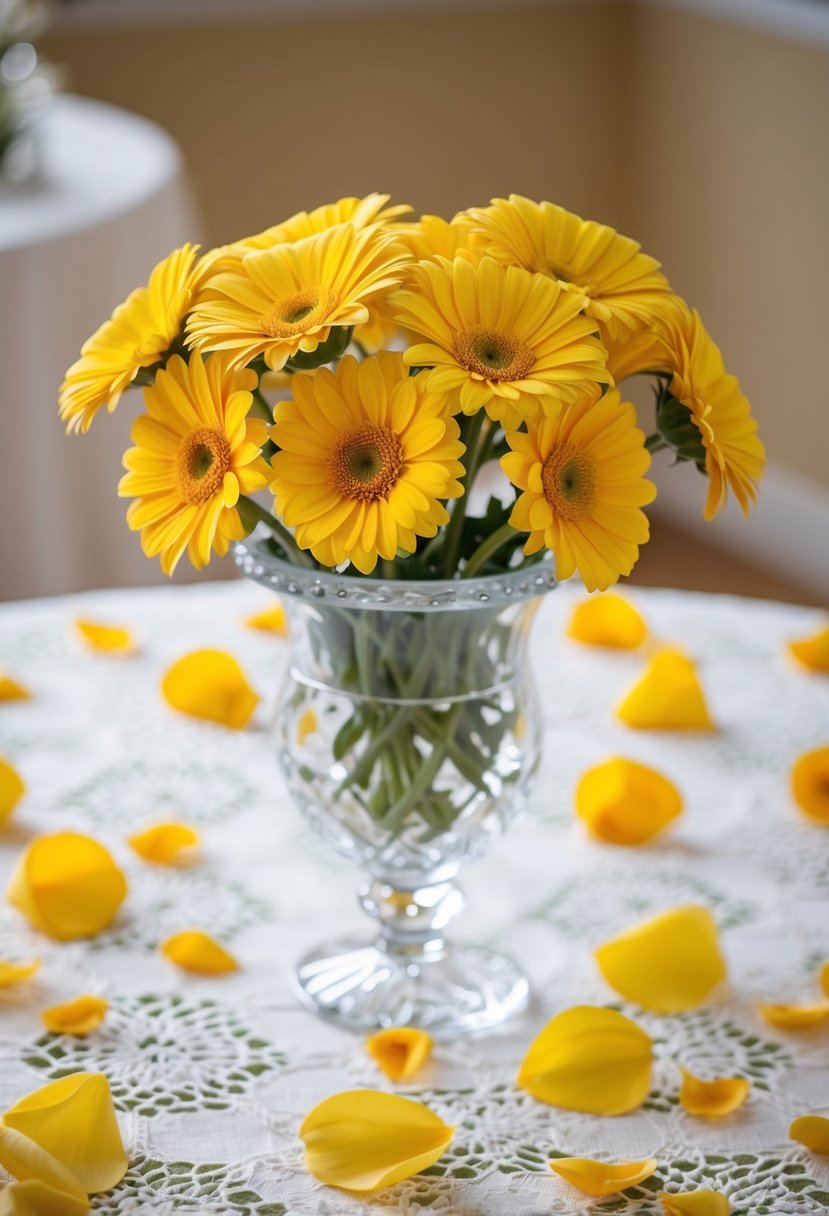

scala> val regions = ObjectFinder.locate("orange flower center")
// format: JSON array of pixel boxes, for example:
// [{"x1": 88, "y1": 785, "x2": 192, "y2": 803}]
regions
[
  {"x1": 330, "y1": 425, "x2": 403, "y2": 501},
  {"x1": 541, "y1": 443, "x2": 597, "y2": 521},
  {"x1": 452, "y1": 326, "x2": 535, "y2": 382},
  {"x1": 261, "y1": 287, "x2": 340, "y2": 338},
  {"x1": 176, "y1": 428, "x2": 232, "y2": 505}
]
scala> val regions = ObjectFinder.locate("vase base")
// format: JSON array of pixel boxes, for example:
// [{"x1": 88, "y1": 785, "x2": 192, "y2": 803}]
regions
[{"x1": 293, "y1": 937, "x2": 529, "y2": 1038}]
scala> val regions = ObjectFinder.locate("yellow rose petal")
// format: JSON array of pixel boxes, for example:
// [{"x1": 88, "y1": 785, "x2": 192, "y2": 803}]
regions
[
  {"x1": 661, "y1": 1190, "x2": 731, "y2": 1215},
  {"x1": 41, "y1": 996, "x2": 109, "y2": 1037},
  {"x1": 160, "y1": 929, "x2": 238, "y2": 975},
  {"x1": 296, "y1": 708, "x2": 318, "y2": 745},
  {"x1": 161, "y1": 649, "x2": 259, "y2": 729},
  {"x1": 0, "y1": 673, "x2": 30, "y2": 702},
  {"x1": 790, "y1": 1114, "x2": 829, "y2": 1154},
  {"x1": 791, "y1": 746, "x2": 829, "y2": 826},
  {"x1": 0, "y1": 1125, "x2": 89, "y2": 1213},
  {"x1": 6, "y1": 832, "x2": 127, "y2": 941},
  {"x1": 0, "y1": 959, "x2": 40, "y2": 987},
  {"x1": 74, "y1": 619, "x2": 136, "y2": 656},
  {"x1": 0, "y1": 757, "x2": 25, "y2": 827},
  {"x1": 299, "y1": 1089, "x2": 454, "y2": 1192},
  {"x1": 757, "y1": 1001, "x2": 829, "y2": 1029},
  {"x1": 616, "y1": 649, "x2": 715, "y2": 730},
  {"x1": 244, "y1": 603, "x2": 288, "y2": 634},
  {"x1": 366, "y1": 1028, "x2": 433, "y2": 1081},
  {"x1": 575, "y1": 757, "x2": 682, "y2": 845},
  {"x1": 595, "y1": 905, "x2": 727, "y2": 1013},
  {"x1": 3, "y1": 1073, "x2": 127, "y2": 1193},
  {"x1": 679, "y1": 1067, "x2": 749, "y2": 1117},
  {"x1": 517, "y1": 1006, "x2": 652, "y2": 1115},
  {"x1": 568, "y1": 593, "x2": 647, "y2": 649},
  {"x1": 788, "y1": 624, "x2": 829, "y2": 672},
  {"x1": 550, "y1": 1155, "x2": 657, "y2": 1197},
  {"x1": 0, "y1": 1178, "x2": 90, "y2": 1215},
  {"x1": 128, "y1": 822, "x2": 200, "y2": 866}
]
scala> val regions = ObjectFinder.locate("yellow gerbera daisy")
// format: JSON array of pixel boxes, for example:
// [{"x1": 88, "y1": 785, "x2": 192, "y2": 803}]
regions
[
  {"x1": 501, "y1": 391, "x2": 656, "y2": 592},
  {"x1": 118, "y1": 353, "x2": 269, "y2": 575},
  {"x1": 392, "y1": 255, "x2": 610, "y2": 427},
  {"x1": 186, "y1": 223, "x2": 411, "y2": 371},
  {"x1": 269, "y1": 352, "x2": 465, "y2": 574},
  {"x1": 464, "y1": 195, "x2": 672, "y2": 342},
  {"x1": 398, "y1": 214, "x2": 481, "y2": 264},
  {"x1": 59, "y1": 244, "x2": 199, "y2": 433}
]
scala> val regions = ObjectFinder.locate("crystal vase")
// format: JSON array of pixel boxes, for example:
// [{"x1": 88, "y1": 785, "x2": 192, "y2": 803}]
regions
[{"x1": 235, "y1": 529, "x2": 556, "y2": 1036}]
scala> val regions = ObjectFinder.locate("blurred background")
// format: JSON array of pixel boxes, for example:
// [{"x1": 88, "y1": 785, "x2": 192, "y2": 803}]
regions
[{"x1": 1, "y1": 0, "x2": 827, "y2": 603}]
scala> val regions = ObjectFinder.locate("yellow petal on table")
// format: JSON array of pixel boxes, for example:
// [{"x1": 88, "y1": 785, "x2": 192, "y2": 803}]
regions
[
  {"x1": 6, "y1": 832, "x2": 127, "y2": 941},
  {"x1": 160, "y1": 929, "x2": 238, "y2": 975},
  {"x1": 0, "y1": 672, "x2": 30, "y2": 701},
  {"x1": 790, "y1": 1114, "x2": 829, "y2": 1154},
  {"x1": 299, "y1": 1089, "x2": 454, "y2": 1192},
  {"x1": 788, "y1": 624, "x2": 829, "y2": 672},
  {"x1": 128, "y1": 822, "x2": 200, "y2": 865},
  {"x1": 0, "y1": 1125, "x2": 89, "y2": 1213},
  {"x1": 74, "y1": 619, "x2": 135, "y2": 656},
  {"x1": 244, "y1": 603, "x2": 288, "y2": 635},
  {"x1": 3, "y1": 1073, "x2": 127, "y2": 1193},
  {"x1": 549, "y1": 1155, "x2": 658, "y2": 1197},
  {"x1": 757, "y1": 1001, "x2": 829, "y2": 1030},
  {"x1": 679, "y1": 1067, "x2": 749, "y2": 1117},
  {"x1": 517, "y1": 1006, "x2": 652, "y2": 1115},
  {"x1": 0, "y1": 959, "x2": 40, "y2": 987},
  {"x1": 0, "y1": 1178, "x2": 90, "y2": 1215},
  {"x1": 616, "y1": 649, "x2": 715, "y2": 730},
  {"x1": 41, "y1": 995, "x2": 108, "y2": 1037},
  {"x1": 575, "y1": 757, "x2": 682, "y2": 846},
  {"x1": 661, "y1": 1190, "x2": 731, "y2": 1215},
  {"x1": 595, "y1": 905, "x2": 727, "y2": 1013},
  {"x1": 567, "y1": 593, "x2": 647, "y2": 649},
  {"x1": 161, "y1": 649, "x2": 259, "y2": 729},
  {"x1": 296, "y1": 708, "x2": 318, "y2": 745},
  {"x1": 791, "y1": 746, "x2": 829, "y2": 826},
  {"x1": 366, "y1": 1027, "x2": 433, "y2": 1082},
  {"x1": 0, "y1": 756, "x2": 26, "y2": 827}
]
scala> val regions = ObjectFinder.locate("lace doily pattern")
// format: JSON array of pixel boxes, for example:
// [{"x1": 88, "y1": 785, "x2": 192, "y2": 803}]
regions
[{"x1": 1, "y1": 580, "x2": 827, "y2": 1214}]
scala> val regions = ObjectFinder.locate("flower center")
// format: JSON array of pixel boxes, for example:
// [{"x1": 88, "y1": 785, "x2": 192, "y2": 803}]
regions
[
  {"x1": 261, "y1": 287, "x2": 340, "y2": 338},
  {"x1": 176, "y1": 428, "x2": 232, "y2": 505},
  {"x1": 330, "y1": 425, "x2": 404, "y2": 501},
  {"x1": 452, "y1": 327, "x2": 535, "y2": 382},
  {"x1": 541, "y1": 443, "x2": 597, "y2": 522}
]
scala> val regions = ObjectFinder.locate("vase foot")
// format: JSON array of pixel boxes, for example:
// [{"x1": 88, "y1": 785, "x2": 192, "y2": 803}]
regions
[{"x1": 293, "y1": 938, "x2": 529, "y2": 1038}]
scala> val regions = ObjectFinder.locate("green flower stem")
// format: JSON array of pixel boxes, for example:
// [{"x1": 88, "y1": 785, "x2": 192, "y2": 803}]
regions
[
  {"x1": 462, "y1": 521, "x2": 520, "y2": 579},
  {"x1": 237, "y1": 496, "x2": 315, "y2": 568},
  {"x1": 250, "y1": 386, "x2": 274, "y2": 422},
  {"x1": 645, "y1": 432, "x2": 669, "y2": 453},
  {"x1": 440, "y1": 411, "x2": 486, "y2": 578}
]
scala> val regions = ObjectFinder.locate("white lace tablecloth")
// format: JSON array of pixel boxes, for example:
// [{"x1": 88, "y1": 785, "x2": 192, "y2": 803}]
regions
[{"x1": 0, "y1": 579, "x2": 828, "y2": 1215}]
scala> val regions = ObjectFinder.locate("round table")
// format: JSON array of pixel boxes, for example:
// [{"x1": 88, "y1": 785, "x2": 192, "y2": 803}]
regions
[
  {"x1": 0, "y1": 94, "x2": 201, "y2": 602},
  {"x1": 0, "y1": 581, "x2": 827, "y2": 1213}
]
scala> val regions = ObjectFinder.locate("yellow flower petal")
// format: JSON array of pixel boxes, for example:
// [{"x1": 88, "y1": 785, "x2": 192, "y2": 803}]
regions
[
  {"x1": 0, "y1": 757, "x2": 26, "y2": 827},
  {"x1": 679, "y1": 1067, "x2": 749, "y2": 1117},
  {"x1": 6, "y1": 832, "x2": 127, "y2": 941},
  {"x1": 517, "y1": 1006, "x2": 652, "y2": 1114},
  {"x1": 3, "y1": 1073, "x2": 127, "y2": 1193},
  {"x1": 161, "y1": 649, "x2": 259, "y2": 729},
  {"x1": 0, "y1": 959, "x2": 40, "y2": 987},
  {"x1": 568, "y1": 593, "x2": 647, "y2": 649},
  {"x1": 244, "y1": 603, "x2": 288, "y2": 635},
  {"x1": 296, "y1": 708, "x2": 318, "y2": 745},
  {"x1": 366, "y1": 1028, "x2": 433, "y2": 1081},
  {"x1": 549, "y1": 1156, "x2": 657, "y2": 1197},
  {"x1": 757, "y1": 1001, "x2": 829, "y2": 1029},
  {"x1": 160, "y1": 929, "x2": 238, "y2": 974},
  {"x1": 128, "y1": 822, "x2": 199, "y2": 865},
  {"x1": 0, "y1": 673, "x2": 30, "y2": 701},
  {"x1": 791, "y1": 746, "x2": 829, "y2": 826},
  {"x1": 41, "y1": 996, "x2": 109, "y2": 1037},
  {"x1": 575, "y1": 757, "x2": 682, "y2": 846},
  {"x1": 0, "y1": 1178, "x2": 89, "y2": 1215},
  {"x1": 0, "y1": 1125, "x2": 89, "y2": 1213},
  {"x1": 299, "y1": 1089, "x2": 454, "y2": 1192},
  {"x1": 788, "y1": 624, "x2": 829, "y2": 672},
  {"x1": 821, "y1": 961, "x2": 829, "y2": 998},
  {"x1": 595, "y1": 905, "x2": 727, "y2": 1013},
  {"x1": 661, "y1": 1190, "x2": 731, "y2": 1215},
  {"x1": 790, "y1": 1114, "x2": 829, "y2": 1154},
  {"x1": 616, "y1": 649, "x2": 715, "y2": 730},
  {"x1": 74, "y1": 619, "x2": 136, "y2": 656}
]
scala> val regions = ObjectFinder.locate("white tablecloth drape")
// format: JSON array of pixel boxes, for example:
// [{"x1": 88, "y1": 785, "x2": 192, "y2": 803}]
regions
[{"x1": 0, "y1": 580, "x2": 828, "y2": 1214}]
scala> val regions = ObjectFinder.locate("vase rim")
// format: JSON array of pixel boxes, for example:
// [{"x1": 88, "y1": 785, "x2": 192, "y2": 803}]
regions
[{"x1": 234, "y1": 526, "x2": 557, "y2": 611}]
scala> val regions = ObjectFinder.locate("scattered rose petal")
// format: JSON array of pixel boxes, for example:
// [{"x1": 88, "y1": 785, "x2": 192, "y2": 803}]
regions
[
  {"x1": 679, "y1": 1067, "x2": 749, "y2": 1117},
  {"x1": 791, "y1": 746, "x2": 829, "y2": 826},
  {"x1": 757, "y1": 1001, "x2": 829, "y2": 1029},
  {"x1": 575, "y1": 757, "x2": 682, "y2": 845},
  {"x1": 0, "y1": 959, "x2": 40, "y2": 987},
  {"x1": 245, "y1": 603, "x2": 288, "y2": 634},
  {"x1": 788, "y1": 624, "x2": 829, "y2": 672},
  {"x1": 161, "y1": 649, "x2": 259, "y2": 729},
  {"x1": 0, "y1": 756, "x2": 25, "y2": 827},
  {"x1": 616, "y1": 649, "x2": 714, "y2": 730},
  {"x1": 299, "y1": 1089, "x2": 454, "y2": 1191},
  {"x1": 6, "y1": 832, "x2": 127, "y2": 941},
  {"x1": 549, "y1": 1155, "x2": 658, "y2": 1197},
  {"x1": 595, "y1": 905, "x2": 727, "y2": 1013},
  {"x1": 568, "y1": 593, "x2": 647, "y2": 649},
  {"x1": 2, "y1": 1073, "x2": 127, "y2": 1193},
  {"x1": 790, "y1": 1114, "x2": 829, "y2": 1154},
  {"x1": 128, "y1": 822, "x2": 200, "y2": 866},
  {"x1": 517, "y1": 1006, "x2": 652, "y2": 1115},
  {"x1": 366, "y1": 1027, "x2": 433, "y2": 1081},
  {"x1": 160, "y1": 929, "x2": 238, "y2": 975},
  {"x1": 0, "y1": 673, "x2": 30, "y2": 702},
  {"x1": 74, "y1": 619, "x2": 135, "y2": 656},
  {"x1": 0, "y1": 1125, "x2": 90, "y2": 1214},
  {"x1": 0, "y1": 1177, "x2": 90, "y2": 1214},
  {"x1": 296, "y1": 708, "x2": 318, "y2": 745},
  {"x1": 661, "y1": 1190, "x2": 730, "y2": 1214},
  {"x1": 41, "y1": 996, "x2": 109, "y2": 1037}
]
